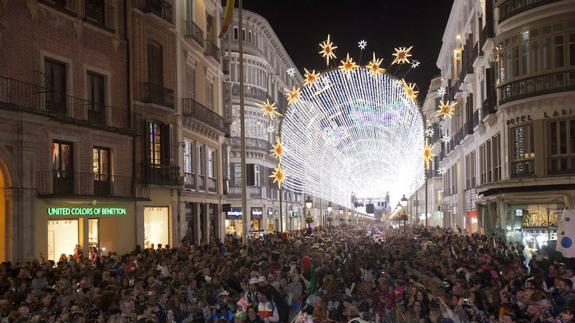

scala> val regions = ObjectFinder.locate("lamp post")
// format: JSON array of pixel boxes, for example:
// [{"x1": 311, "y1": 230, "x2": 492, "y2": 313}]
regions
[
  {"x1": 327, "y1": 203, "x2": 333, "y2": 227},
  {"x1": 305, "y1": 196, "x2": 313, "y2": 229}
]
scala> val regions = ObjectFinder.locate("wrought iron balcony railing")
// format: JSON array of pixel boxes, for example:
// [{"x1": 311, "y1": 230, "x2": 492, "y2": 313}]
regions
[
  {"x1": 141, "y1": 163, "x2": 181, "y2": 186},
  {"x1": 142, "y1": 81, "x2": 174, "y2": 109},
  {"x1": 36, "y1": 171, "x2": 132, "y2": 197},
  {"x1": 182, "y1": 98, "x2": 224, "y2": 132},
  {"x1": 205, "y1": 40, "x2": 221, "y2": 62},
  {"x1": 184, "y1": 20, "x2": 203, "y2": 47},
  {"x1": 0, "y1": 75, "x2": 129, "y2": 131},
  {"x1": 138, "y1": 0, "x2": 173, "y2": 24},
  {"x1": 499, "y1": 0, "x2": 559, "y2": 23},
  {"x1": 499, "y1": 70, "x2": 575, "y2": 105}
]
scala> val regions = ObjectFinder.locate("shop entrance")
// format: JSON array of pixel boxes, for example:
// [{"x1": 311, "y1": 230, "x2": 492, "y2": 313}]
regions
[
  {"x1": 47, "y1": 220, "x2": 79, "y2": 261},
  {"x1": 144, "y1": 207, "x2": 169, "y2": 249}
]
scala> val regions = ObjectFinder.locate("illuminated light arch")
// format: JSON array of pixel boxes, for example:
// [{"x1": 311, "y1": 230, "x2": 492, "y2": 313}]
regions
[{"x1": 280, "y1": 68, "x2": 424, "y2": 208}]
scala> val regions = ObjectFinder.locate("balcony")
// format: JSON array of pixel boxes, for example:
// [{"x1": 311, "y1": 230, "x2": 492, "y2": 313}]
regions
[
  {"x1": 36, "y1": 171, "x2": 132, "y2": 197},
  {"x1": 205, "y1": 40, "x2": 221, "y2": 62},
  {"x1": 0, "y1": 75, "x2": 130, "y2": 131},
  {"x1": 138, "y1": 0, "x2": 173, "y2": 24},
  {"x1": 548, "y1": 156, "x2": 575, "y2": 175},
  {"x1": 482, "y1": 97, "x2": 497, "y2": 119},
  {"x1": 39, "y1": 0, "x2": 116, "y2": 31},
  {"x1": 141, "y1": 163, "x2": 180, "y2": 186},
  {"x1": 499, "y1": 0, "x2": 560, "y2": 23},
  {"x1": 231, "y1": 84, "x2": 270, "y2": 101},
  {"x1": 230, "y1": 137, "x2": 272, "y2": 152},
  {"x1": 472, "y1": 109, "x2": 480, "y2": 129},
  {"x1": 499, "y1": 70, "x2": 575, "y2": 105},
  {"x1": 510, "y1": 160, "x2": 535, "y2": 178},
  {"x1": 184, "y1": 20, "x2": 203, "y2": 47},
  {"x1": 182, "y1": 98, "x2": 224, "y2": 132},
  {"x1": 480, "y1": 0, "x2": 494, "y2": 50},
  {"x1": 142, "y1": 82, "x2": 174, "y2": 108}
]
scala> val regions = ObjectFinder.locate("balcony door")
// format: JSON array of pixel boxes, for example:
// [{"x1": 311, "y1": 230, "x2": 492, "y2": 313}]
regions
[
  {"x1": 87, "y1": 72, "x2": 106, "y2": 125},
  {"x1": 52, "y1": 141, "x2": 73, "y2": 195},
  {"x1": 93, "y1": 147, "x2": 110, "y2": 196},
  {"x1": 147, "y1": 41, "x2": 163, "y2": 86},
  {"x1": 45, "y1": 58, "x2": 67, "y2": 114}
]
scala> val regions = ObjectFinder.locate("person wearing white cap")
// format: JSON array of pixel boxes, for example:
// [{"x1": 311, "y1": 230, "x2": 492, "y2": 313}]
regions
[{"x1": 245, "y1": 277, "x2": 259, "y2": 306}]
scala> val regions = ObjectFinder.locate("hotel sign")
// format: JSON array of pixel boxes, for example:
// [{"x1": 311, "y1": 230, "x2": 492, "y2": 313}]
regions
[{"x1": 47, "y1": 207, "x2": 127, "y2": 216}]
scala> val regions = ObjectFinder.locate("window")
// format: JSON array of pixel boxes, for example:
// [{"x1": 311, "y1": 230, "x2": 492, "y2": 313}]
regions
[
  {"x1": 199, "y1": 145, "x2": 205, "y2": 175},
  {"x1": 185, "y1": 0, "x2": 193, "y2": 21},
  {"x1": 87, "y1": 72, "x2": 106, "y2": 122},
  {"x1": 206, "y1": 13, "x2": 215, "y2": 41},
  {"x1": 85, "y1": 0, "x2": 105, "y2": 25},
  {"x1": 254, "y1": 164, "x2": 260, "y2": 186},
  {"x1": 52, "y1": 141, "x2": 73, "y2": 194},
  {"x1": 479, "y1": 144, "x2": 486, "y2": 185},
  {"x1": 492, "y1": 134, "x2": 501, "y2": 181},
  {"x1": 548, "y1": 119, "x2": 575, "y2": 175},
  {"x1": 510, "y1": 124, "x2": 535, "y2": 178},
  {"x1": 555, "y1": 35, "x2": 564, "y2": 68},
  {"x1": 470, "y1": 150, "x2": 477, "y2": 188},
  {"x1": 207, "y1": 148, "x2": 215, "y2": 178},
  {"x1": 92, "y1": 147, "x2": 110, "y2": 181},
  {"x1": 185, "y1": 68, "x2": 196, "y2": 99},
  {"x1": 147, "y1": 41, "x2": 163, "y2": 85},
  {"x1": 206, "y1": 80, "x2": 214, "y2": 109},
  {"x1": 45, "y1": 58, "x2": 67, "y2": 113},
  {"x1": 234, "y1": 163, "x2": 241, "y2": 187},
  {"x1": 53, "y1": 141, "x2": 73, "y2": 176},
  {"x1": 148, "y1": 121, "x2": 162, "y2": 166},
  {"x1": 486, "y1": 139, "x2": 492, "y2": 182},
  {"x1": 183, "y1": 139, "x2": 194, "y2": 175},
  {"x1": 233, "y1": 26, "x2": 239, "y2": 40},
  {"x1": 569, "y1": 33, "x2": 575, "y2": 66}
]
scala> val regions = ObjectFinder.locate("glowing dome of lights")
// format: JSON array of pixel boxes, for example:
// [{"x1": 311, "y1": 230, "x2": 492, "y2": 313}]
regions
[{"x1": 280, "y1": 68, "x2": 425, "y2": 208}]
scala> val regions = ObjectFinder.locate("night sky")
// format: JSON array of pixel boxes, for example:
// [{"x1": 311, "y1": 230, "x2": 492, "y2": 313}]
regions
[{"x1": 242, "y1": 0, "x2": 454, "y2": 101}]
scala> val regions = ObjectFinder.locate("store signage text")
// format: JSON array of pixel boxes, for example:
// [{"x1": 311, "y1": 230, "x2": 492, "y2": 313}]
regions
[
  {"x1": 544, "y1": 109, "x2": 574, "y2": 118},
  {"x1": 506, "y1": 115, "x2": 532, "y2": 125},
  {"x1": 251, "y1": 208, "x2": 263, "y2": 219},
  {"x1": 226, "y1": 208, "x2": 242, "y2": 219},
  {"x1": 47, "y1": 207, "x2": 127, "y2": 216}
]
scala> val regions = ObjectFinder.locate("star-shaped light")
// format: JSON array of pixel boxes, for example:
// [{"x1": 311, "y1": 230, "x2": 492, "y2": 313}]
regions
[
  {"x1": 425, "y1": 128, "x2": 435, "y2": 138},
  {"x1": 358, "y1": 40, "x2": 367, "y2": 50},
  {"x1": 441, "y1": 135, "x2": 451, "y2": 144},
  {"x1": 411, "y1": 60, "x2": 420, "y2": 68},
  {"x1": 286, "y1": 68, "x2": 296, "y2": 78},
  {"x1": 436, "y1": 100, "x2": 458, "y2": 119},
  {"x1": 366, "y1": 53, "x2": 385, "y2": 77},
  {"x1": 258, "y1": 99, "x2": 281, "y2": 119},
  {"x1": 391, "y1": 46, "x2": 413, "y2": 65},
  {"x1": 266, "y1": 125, "x2": 275, "y2": 133},
  {"x1": 401, "y1": 79, "x2": 418, "y2": 101},
  {"x1": 303, "y1": 68, "x2": 320, "y2": 86},
  {"x1": 271, "y1": 137, "x2": 283, "y2": 160},
  {"x1": 438, "y1": 166, "x2": 447, "y2": 176},
  {"x1": 285, "y1": 86, "x2": 301, "y2": 105},
  {"x1": 338, "y1": 53, "x2": 358, "y2": 74},
  {"x1": 423, "y1": 139, "x2": 436, "y2": 170},
  {"x1": 437, "y1": 87, "x2": 447, "y2": 97},
  {"x1": 319, "y1": 34, "x2": 337, "y2": 66},
  {"x1": 270, "y1": 164, "x2": 284, "y2": 189}
]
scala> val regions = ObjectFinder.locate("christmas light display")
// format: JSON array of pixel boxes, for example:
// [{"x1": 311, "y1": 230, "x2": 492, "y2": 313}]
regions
[
  {"x1": 437, "y1": 100, "x2": 457, "y2": 119},
  {"x1": 437, "y1": 87, "x2": 446, "y2": 97},
  {"x1": 438, "y1": 166, "x2": 447, "y2": 175},
  {"x1": 287, "y1": 68, "x2": 296, "y2": 78},
  {"x1": 339, "y1": 53, "x2": 359, "y2": 74},
  {"x1": 366, "y1": 53, "x2": 385, "y2": 76},
  {"x1": 280, "y1": 68, "x2": 424, "y2": 208},
  {"x1": 425, "y1": 128, "x2": 435, "y2": 138},
  {"x1": 391, "y1": 46, "x2": 413, "y2": 65},
  {"x1": 358, "y1": 40, "x2": 367, "y2": 50},
  {"x1": 303, "y1": 68, "x2": 320, "y2": 86},
  {"x1": 411, "y1": 60, "x2": 420, "y2": 68},
  {"x1": 319, "y1": 35, "x2": 337, "y2": 66},
  {"x1": 423, "y1": 139, "x2": 435, "y2": 170},
  {"x1": 441, "y1": 134, "x2": 451, "y2": 143},
  {"x1": 259, "y1": 99, "x2": 281, "y2": 119}
]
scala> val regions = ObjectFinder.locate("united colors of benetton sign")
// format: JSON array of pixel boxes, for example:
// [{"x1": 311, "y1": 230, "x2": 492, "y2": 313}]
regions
[{"x1": 47, "y1": 207, "x2": 127, "y2": 216}]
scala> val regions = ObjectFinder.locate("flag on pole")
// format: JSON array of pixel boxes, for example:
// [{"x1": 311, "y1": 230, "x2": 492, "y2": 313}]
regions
[
  {"x1": 557, "y1": 209, "x2": 575, "y2": 258},
  {"x1": 219, "y1": 0, "x2": 236, "y2": 38}
]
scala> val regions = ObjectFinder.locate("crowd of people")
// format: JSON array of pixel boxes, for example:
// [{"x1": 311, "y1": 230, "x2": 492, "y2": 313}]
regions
[{"x1": 1, "y1": 224, "x2": 575, "y2": 322}]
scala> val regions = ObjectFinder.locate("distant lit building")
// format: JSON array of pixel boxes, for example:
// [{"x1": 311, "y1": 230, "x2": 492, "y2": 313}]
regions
[{"x1": 221, "y1": 9, "x2": 304, "y2": 235}]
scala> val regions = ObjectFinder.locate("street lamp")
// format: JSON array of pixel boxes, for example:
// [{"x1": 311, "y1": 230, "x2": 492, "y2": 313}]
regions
[
  {"x1": 339, "y1": 209, "x2": 343, "y2": 215},
  {"x1": 400, "y1": 195, "x2": 408, "y2": 207},
  {"x1": 305, "y1": 196, "x2": 313, "y2": 211},
  {"x1": 305, "y1": 196, "x2": 313, "y2": 229},
  {"x1": 327, "y1": 202, "x2": 333, "y2": 214}
]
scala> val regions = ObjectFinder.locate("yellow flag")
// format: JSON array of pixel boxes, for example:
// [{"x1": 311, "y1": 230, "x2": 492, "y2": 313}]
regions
[{"x1": 219, "y1": 0, "x2": 236, "y2": 38}]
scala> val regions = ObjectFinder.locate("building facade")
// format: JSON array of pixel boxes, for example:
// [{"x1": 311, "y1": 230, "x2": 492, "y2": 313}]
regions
[
  {"x1": 437, "y1": 0, "x2": 575, "y2": 247},
  {"x1": 0, "y1": 0, "x2": 135, "y2": 261},
  {"x1": 221, "y1": 9, "x2": 304, "y2": 236}
]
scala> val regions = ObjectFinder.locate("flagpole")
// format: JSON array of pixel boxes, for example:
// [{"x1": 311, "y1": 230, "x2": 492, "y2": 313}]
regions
[{"x1": 238, "y1": 0, "x2": 248, "y2": 245}]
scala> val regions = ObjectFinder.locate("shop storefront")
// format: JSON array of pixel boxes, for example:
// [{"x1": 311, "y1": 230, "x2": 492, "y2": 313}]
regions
[
  {"x1": 39, "y1": 200, "x2": 135, "y2": 261},
  {"x1": 143, "y1": 207, "x2": 170, "y2": 249},
  {"x1": 251, "y1": 207, "x2": 263, "y2": 231},
  {"x1": 465, "y1": 210, "x2": 479, "y2": 234},
  {"x1": 225, "y1": 207, "x2": 243, "y2": 236},
  {"x1": 507, "y1": 204, "x2": 564, "y2": 253}
]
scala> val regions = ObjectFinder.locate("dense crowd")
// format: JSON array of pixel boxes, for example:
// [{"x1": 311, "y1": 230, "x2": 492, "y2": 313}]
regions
[{"x1": 1, "y1": 225, "x2": 575, "y2": 322}]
